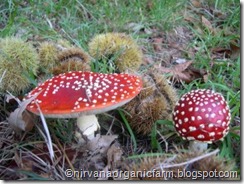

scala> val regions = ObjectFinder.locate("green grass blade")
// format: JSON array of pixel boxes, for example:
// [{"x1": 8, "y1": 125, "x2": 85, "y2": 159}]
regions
[{"x1": 118, "y1": 109, "x2": 137, "y2": 152}]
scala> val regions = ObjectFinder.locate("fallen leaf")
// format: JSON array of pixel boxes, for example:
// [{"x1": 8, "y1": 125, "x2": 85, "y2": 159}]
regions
[
  {"x1": 7, "y1": 108, "x2": 36, "y2": 132},
  {"x1": 201, "y1": 16, "x2": 215, "y2": 33},
  {"x1": 106, "y1": 142, "x2": 123, "y2": 170},
  {"x1": 86, "y1": 134, "x2": 118, "y2": 153},
  {"x1": 157, "y1": 61, "x2": 208, "y2": 83},
  {"x1": 159, "y1": 61, "x2": 193, "y2": 74},
  {"x1": 77, "y1": 134, "x2": 120, "y2": 179},
  {"x1": 152, "y1": 37, "x2": 163, "y2": 52},
  {"x1": 211, "y1": 47, "x2": 232, "y2": 59},
  {"x1": 97, "y1": 142, "x2": 123, "y2": 180},
  {"x1": 190, "y1": 0, "x2": 202, "y2": 8},
  {"x1": 187, "y1": 66, "x2": 209, "y2": 83},
  {"x1": 7, "y1": 91, "x2": 41, "y2": 132},
  {"x1": 184, "y1": 12, "x2": 197, "y2": 23},
  {"x1": 230, "y1": 41, "x2": 240, "y2": 59}
]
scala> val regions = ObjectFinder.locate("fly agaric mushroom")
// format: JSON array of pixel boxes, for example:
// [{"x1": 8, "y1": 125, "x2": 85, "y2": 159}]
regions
[
  {"x1": 24, "y1": 71, "x2": 142, "y2": 141},
  {"x1": 173, "y1": 89, "x2": 231, "y2": 152}
]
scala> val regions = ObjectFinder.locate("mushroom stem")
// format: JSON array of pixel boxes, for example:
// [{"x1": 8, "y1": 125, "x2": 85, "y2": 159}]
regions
[
  {"x1": 189, "y1": 141, "x2": 208, "y2": 152},
  {"x1": 75, "y1": 115, "x2": 100, "y2": 142}
]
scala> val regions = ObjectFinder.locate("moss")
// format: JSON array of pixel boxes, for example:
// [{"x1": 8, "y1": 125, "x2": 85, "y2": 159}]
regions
[
  {"x1": 88, "y1": 32, "x2": 143, "y2": 72},
  {"x1": 0, "y1": 37, "x2": 39, "y2": 94}
]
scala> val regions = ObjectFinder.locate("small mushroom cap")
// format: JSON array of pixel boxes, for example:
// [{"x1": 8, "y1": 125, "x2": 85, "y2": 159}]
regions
[
  {"x1": 173, "y1": 89, "x2": 231, "y2": 143},
  {"x1": 24, "y1": 71, "x2": 142, "y2": 118}
]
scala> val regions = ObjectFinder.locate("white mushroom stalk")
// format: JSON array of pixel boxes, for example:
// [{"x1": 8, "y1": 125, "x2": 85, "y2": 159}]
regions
[
  {"x1": 172, "y1": 89, "x2": 231, "y2": 152},
  {"x1": 75, "y1": 115, "x2": 100, "y2": 141},
  {"x1": 24, "y1": 71, "x2": 142, "y2": 142}
]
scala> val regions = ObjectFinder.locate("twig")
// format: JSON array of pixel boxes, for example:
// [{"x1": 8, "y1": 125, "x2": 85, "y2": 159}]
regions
[
  {"x1": 35, "y1": 102, "x2": 54, "y2": 163},
  {"x1": 0, "y1": 70, "x2": 6, "y2": 84},
  {"x1": 153, "y1": 149, "x2": 219, "y2": 170},
  {"x1": 52, "y1": 134, "x2": 79, "y2": 180},
  {"x1": 44, "y1": 14, "x2": 53, "y2": 29},
  {"x1": 156, "y1": 130, "x2": 168, "y2": 153}
]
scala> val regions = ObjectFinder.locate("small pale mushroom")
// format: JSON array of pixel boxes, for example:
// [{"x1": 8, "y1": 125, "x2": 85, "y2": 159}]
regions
[
  {"x1": 24, "y1": 71, "x2": 142, "y2": 142},
  {"x1": 172, "y1": 89, "x2": 231, "y2": 152}
]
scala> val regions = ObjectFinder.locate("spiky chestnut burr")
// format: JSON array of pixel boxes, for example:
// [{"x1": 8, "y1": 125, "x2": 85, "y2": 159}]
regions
[
  {"x1": 38, "y1": 41, "x2": 59, "y2": 72},
  {"x1": 0, "y1": 37, "x2": 39, "y2": 94},
  {"x1": 123, "y1": 149, "x2": 236, "y2": 180},
  {"x1": 52, "y1": 47, "x2": 91, "y2": 75},
  {"x1": 88, "y1": 32, "x2": 143, "y2": 73},
  {"x1": 123, "y1": 71, "x2": 178, "y2": 136}
]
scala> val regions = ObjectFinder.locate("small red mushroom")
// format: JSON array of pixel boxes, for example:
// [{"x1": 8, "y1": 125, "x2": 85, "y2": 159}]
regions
[
  {"x1": 173, "y1": 89, "x2": 231, "y2": 151},
  {"x1": 24, "y1": 71, "x2": 142, "y2": 141}
]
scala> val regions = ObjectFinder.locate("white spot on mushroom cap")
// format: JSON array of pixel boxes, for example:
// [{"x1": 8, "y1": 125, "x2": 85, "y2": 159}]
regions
[
  {"x1": 197, "y1": 134, "x2": 205, "y2": 139},
  {"x1": 199, "y1": 124, "x2": 205, "y2": 129},
  {"x1": 184, "y1": 118, "x2": 189, "y2": 123},
  {"x1": 201, "y1": 108, "x2": 206, "y2": 112},
  {"x1": 197, "y1": 116, "x2": 202, "y2": 120},
  {"x1": 208, "y1": 123, "x2": 214, "y2": 128},
  {"x1": 209, "y1": 132, "x2": 215, "y2": 137},
  {"x1": 189, "y1": 126, "x2": 196, "y2": 131}
]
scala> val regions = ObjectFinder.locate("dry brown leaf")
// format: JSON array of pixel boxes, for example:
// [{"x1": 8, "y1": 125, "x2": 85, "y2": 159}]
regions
[
  {"x1": 86, "y1": 134, "x2": 118, "y2": 153},
  {"x1": 201, "y1": 16, "x2": 214, "y2": 33},
  {"x1": 152, "y1": 37, "x2": 163, "y2": 52},
  {"x1": 157, "y1": 61, "x2": 208, "y2": 83},
  {"x1": 230, "y1": 41, "x2": 240, "y2": 59},
  {"x1": 8, "y1": 108, "x2": 35, "y2": 133},
  {"x1": 190, "y1": 0, "x2": 202, "y2": 8},
  {"x1": 213, "y1": 9, "x2": 227, "y2": 19},
  {"x1": 158, "y1": 61, "x2": 192, "y2": 83},
  {"x1": 211, "y1": 47, "x2": 232, "y2": 59},
  {"x1": 187, "y1": 66, "x2": 209, "y2": 83},
  {"x1": 106, "y1": 142, "x2": 123, "y2": 170},
  {"x1": 184, "y1": 12, "x2": 197, "y2": 23},
  {"x1": 7, "y1": 92, "x2": 41, "y2": 132},
  {"x1": 159, "y1": 61, "x2": 193, "y2": 74},
  {"x1": 97, "y1": 142, "x2": 123, "y2": 180},
  {"x1": 78, "y1": 134, "x2": 119, "y2": 179}
]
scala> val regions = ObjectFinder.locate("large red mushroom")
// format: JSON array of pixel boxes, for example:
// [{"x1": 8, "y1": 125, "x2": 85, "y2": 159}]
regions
[
  {"x1": 173, "y1": 89, "x2": 231, "y2": 151},
  {"x1": 24, "y1": 71, "x2": 142, "y2": 142}
]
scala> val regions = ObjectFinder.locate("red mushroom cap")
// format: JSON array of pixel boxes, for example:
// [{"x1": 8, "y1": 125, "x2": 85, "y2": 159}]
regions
[
  {"x1": 173, "y1": 89, "x2": 231, "y2": 143},
  {"x1": 24, "y1": 71, "x2": 142, "y2": 118}
]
